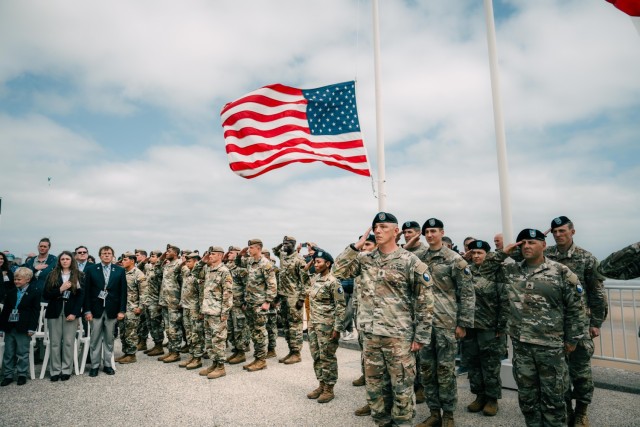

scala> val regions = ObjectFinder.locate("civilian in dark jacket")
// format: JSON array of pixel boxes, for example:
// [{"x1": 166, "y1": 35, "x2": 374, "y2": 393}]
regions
[
  {"x1": 0, "y1": 252, "x2": 14, "y2": 304},
  {"x1": 0, "y1": 267, "x2": 41, "y2": 386},
  {"x1": 43, "y1": 251, "x2": 85, "y2": 381}
]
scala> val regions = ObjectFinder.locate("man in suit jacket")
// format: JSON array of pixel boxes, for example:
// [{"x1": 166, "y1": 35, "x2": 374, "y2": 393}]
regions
[{"x1": 84, "y1": 246, "x2": 127, "y2": 377}]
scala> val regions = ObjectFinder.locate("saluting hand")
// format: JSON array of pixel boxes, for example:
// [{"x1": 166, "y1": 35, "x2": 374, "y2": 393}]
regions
[
  {"x1": 503, "y1": 241, "x2": 522, "y2": 256},
  {"x1": 354, "y1": 227, "x2": 372, "y2": 251}
]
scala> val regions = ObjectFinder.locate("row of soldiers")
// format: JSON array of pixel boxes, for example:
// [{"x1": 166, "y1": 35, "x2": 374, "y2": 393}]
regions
[{"x1": 114, "y1": 214, "x2": 638, "y2": 427}]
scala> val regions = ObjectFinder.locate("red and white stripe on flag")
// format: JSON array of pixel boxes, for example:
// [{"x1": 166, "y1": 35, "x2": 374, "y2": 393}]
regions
[
  {"x1": 606, "y1": 0, "x2": 640, "y2": 17},
  {"x1": 220, "y1": 81, "x2": 371, "y2": 179}
]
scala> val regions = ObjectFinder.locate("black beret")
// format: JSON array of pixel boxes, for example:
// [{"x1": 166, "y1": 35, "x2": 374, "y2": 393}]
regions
[
  {"x1": 366, "y1": 234, "x2": 376, "y2": 243},
  {"x1": 313, "y1": 249, "x2": 334, "y2": 264},
  {"x1": 550, "y1": 216, "x2": 571, "y2": 230},
  {"x1": 516, "y1": 229, "x2": 546, "y2": 242},
  {"x1": 422, "y1": 218, "x2": 444, "y2": 234},
  {"x1": 469, "y1": 240, "x2": 491, "y2": 252},
  {"x1": 372, "y1": 212, "x2": 398, "y2": 227},
  {"x1": 402, "y1": 220, "x2": 420, "y2": 231}
]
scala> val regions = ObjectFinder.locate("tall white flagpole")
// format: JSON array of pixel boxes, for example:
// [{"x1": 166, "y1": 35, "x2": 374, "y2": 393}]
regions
[
  {"x1": 483, "y1": 0, "x2": 513, "y2": 245},
  {"x1": 372, "y1": 0, "x2": 386, "y2": 212}
]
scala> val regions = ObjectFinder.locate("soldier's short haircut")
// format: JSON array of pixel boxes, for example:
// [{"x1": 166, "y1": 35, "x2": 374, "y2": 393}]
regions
[{"x1": 168, "y1": 245, "x2": 181, "y2": 254}]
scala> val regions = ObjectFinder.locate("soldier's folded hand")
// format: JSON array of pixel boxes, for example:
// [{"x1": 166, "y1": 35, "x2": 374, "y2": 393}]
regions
[
  {"x1": 331, "y1": 330, "x2": 340, "y2": 343},
  {"x1": 295, "y1": 300, "x2": 304, "y2": 310}
]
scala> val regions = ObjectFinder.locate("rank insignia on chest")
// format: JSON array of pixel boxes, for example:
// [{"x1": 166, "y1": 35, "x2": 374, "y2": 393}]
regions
[{"x1": 525, "y1": 282, "x2": 534, "y2": 290}]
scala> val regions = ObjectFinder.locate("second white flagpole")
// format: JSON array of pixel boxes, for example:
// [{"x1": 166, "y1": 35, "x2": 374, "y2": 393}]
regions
[{"x1": 372, "y1": 0, "x2": 387, "y2": 212}]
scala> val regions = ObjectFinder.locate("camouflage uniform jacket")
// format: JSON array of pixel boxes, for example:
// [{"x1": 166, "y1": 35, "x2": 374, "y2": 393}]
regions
[
  {"x1": 180, "y1": 265, "x2": 203, "y2": 312},
  {"x1": 198, "y1": 262, "x2": 233, "y2": 317},
  {"x1": 597, "y1": 241, "x2": 640, "y2": 280},
  {"x1": 157, "y1": 259, "x2": 183, "y2": 309},
  {"x1": 125, "y1": 267, "x2": 145, "y2": 314},
  {"x1": 481, "y1": 251, "x2": 584, "y2": 348},
  {"x1": 309, "y1": 272, "x2": 347, "y2": 331},
  {"x1": 418, "y1": 246, "x2": 475, "y2": 330},
  {"x1": 272, "y1": 248, "x2": 310, "y2": 301},
  {"x1": 236, "y1": 255, "x2": 277, "y2": 307},
  {"x1": 405, "y1": 242, "x2": 428, "y2": 260},
  {"x1": 333, "y1": 245, "x2": 434, "y2": 344},
  {"x1": 469, "y1": 264, "x2": 509, "y2": 332},
  {"x1": 545, "y1": 243, "x2": 607, "y2": 333},
  {"x1": 142, "y1": 262, "x2": 159, "y2": 306},
  {"x1": 226, "y1": 262, "x2": 248, "y2": 308}
]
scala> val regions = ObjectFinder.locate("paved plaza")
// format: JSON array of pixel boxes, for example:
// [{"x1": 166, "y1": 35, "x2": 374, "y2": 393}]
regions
[{"x1": 1, "y1": 337, "x2": 639, "y2": 426}]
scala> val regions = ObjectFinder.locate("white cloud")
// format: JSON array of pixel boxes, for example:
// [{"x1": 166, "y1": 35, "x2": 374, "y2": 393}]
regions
[{"x1": 0, "y1": 0, "x2": 639, "y2": 262}]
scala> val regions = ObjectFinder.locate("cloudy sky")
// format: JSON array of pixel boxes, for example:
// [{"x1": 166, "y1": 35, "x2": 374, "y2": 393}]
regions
[{"x1": 1, "y1": 0, "x2": 639, "y2": 261}]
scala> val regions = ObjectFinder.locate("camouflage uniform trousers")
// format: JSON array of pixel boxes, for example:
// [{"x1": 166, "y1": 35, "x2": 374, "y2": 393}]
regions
[
  {"x1": 184, "y1": 309, "x2": 205, "y2": 358},
  {"x1": 420, "y1": 327, "x2": 458, "y2": 412},
  {"x1": 364, "y1": 332, "x2": 416, "y2": 427},
  {"x1": 245, "y1": 306, "x2": 268, "y2": 359},
  {"x1": 139, "y1": 304, "x2": 164, "y2": 345},
  {"x1": 512, "y1": 340, "x2": 567, "y2": 427},
  {"x1": 308, "y1": 322, "x2": 339, "y2": 385},
  {"x1": 204, "y1": 314, "x2": 228, "y2": 363},
  {"x1": 565, "y1": 338, "x2": 595, "y2": 405},
  {"x1": 119, "y1": 313, "x2": 140, "y2": 355},
  {"x1": 227, "y1": 306, "x2": 250, "y2": 352},
  {"x1": 266, "y1": 308, "x2": 278, "y2": 352},
  {"x1": 161, "y1": 307, "x2": 183, "y2": 353},
  {"x1": 460, "y1": 328, "x2": 506, "y2": 400},
  {"x1": 279, "y1": 296, "x2": 304, "y2": 352},
  {"x1": 358, "y1": 328, "x2": 365, "y2": 375}
]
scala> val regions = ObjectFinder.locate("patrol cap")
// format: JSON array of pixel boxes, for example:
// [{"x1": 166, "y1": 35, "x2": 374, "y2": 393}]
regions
[
  {"x1": 248, "y1": 239, "x2": 263, "y2": 246},
  {"x1": 181, "y1": 249, "x2": 192, "y2": 256},
  {"x1": 123, "y1": 251, "x2": 136, "y2": 260},
  {"x1": 372, "y1": 212, "x2": 398, "y2": 227},
  {"x1": 208, "y1": 246, "x2": 225, "y2": 253},
  {"x1": 516, "y1": 229, "x2": 546, "y2": 242},
  {"x1": 469, "y1": 240, "x2": 491, "y2": 252},
  {"x1": 402, "y1": 221, "x2": 420, "y2": 231},
  {"x1": 186, "y1": 252, "x2": 201, "y2": 260},
  {"x1": 550, "y1": 216, "x2": 572, "y2": 230},
  {"x1": 261, "y1": 250, "x2": 270, "y2": 256},
  {"x1": 283, "y1": 236, "x2": 296, "y2": 243},
  {"x1": 228, "y1": 246, "x2": 241, "y2": 252},
  {"x1": 313, "y1": 250, "x2": 334, "y2": 264},
  {"x1": 134, "y1": 249, "x2": 147, "y2": 254},
  {"x1": 150, "y1": 250, "x2": 163, "y2": 257},
  {"x1": 422, "y1": 218, "x2": 444, "y2": 234}
]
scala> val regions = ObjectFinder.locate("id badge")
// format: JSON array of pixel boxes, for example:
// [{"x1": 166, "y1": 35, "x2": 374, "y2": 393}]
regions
[
  {"x1": 98, "y1": 290, "x2": 108, "y2": 300},
  {"x1": 9, "y1": 309, "x2": 19, "y2": 322},
  {"x1": 62, "y1": 290, "x2": 71, "y2": 300}
]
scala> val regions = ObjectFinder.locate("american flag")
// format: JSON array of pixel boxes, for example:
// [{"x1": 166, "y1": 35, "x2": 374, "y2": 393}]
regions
[{"x1": 220, "y1": 81, "x2": 371, "y2": 179}]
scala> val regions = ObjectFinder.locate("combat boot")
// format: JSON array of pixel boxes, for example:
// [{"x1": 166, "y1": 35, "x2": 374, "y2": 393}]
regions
[
  {"x1": 243, "y1": 359, "x2": 257, "y2": 370},
  {"x1": 352, "y1": 375, "x2": 365, "y2": 387},
  {"x1": 157, "y1": 352, "x2": 171, "y2": 361},
  {"x1": 147, "y1": 344, "x2": 164, "y2": 357},
  {"x1": 278, "y1": 352, "x2": 293, "y2": 363},
  {"x1": 186, "y1": 357, "x2": 202, "y2": 370},
  {"x1": 283, "y1": 351, "x2": 301, "y2": 365},
  {"x1": 225, "y1": 350, "x2": 238, "y2": 362},
  {"x1": 162, "y1": 352, "x2": 181, "y2": 363},
  {"x1": 574, "y1": 402, "x2": 590, "y2": 427},
  {"x1": 199, "y1": 362, "x2": 216, "y2": 376},
  {"x1": 354, "y1": 403, "x2": 371, "y2": 416},
  {"x1": 441, "y1": 411, "x2": 454, "y2": 427},
  {"x1": 317, "y1": 384, "x2": 335, "y2": 403},
  {"x1": 207, "y1": 363, "x2": 226, "y2": 379},
  {"x1": 307, "y1": 382, "x2": 325, "y2": 399},
  {"x1": 265, "y1": 349, "x2": 277, "y2": 359},
  {"x1": 246, "y1": 358, "x2": 266, "y2": 372},
  {"x1": 416, "y1": 409, "x2": 441, "y2": 427},
  {"x1": 467, "y1": 394, "x2": 486, "y2": 412},
  {"x1": 482, "y1": 398, "x2": 498, "y2": 416},
  {"x1": 415, "y1": 384, "x2": 426, "y2": 404},
  {"x1": 118, "y1": 354, "x2": 137, "y2": 364},
  {"x1": 136, "y1": 340, "x2": 148, "y2": 352},
  {"x1": 567, "y1": 400, "x2": 575, "y2": 427},
  {"x1": 115, "y1": 354, "x2": 126, "y2": 363},
  {"x1": 179, "y1": 356, "x2": 194, "y2": 368},
  {"x1": 228, "y1": 351, "x2": 246, "y2": 365}
]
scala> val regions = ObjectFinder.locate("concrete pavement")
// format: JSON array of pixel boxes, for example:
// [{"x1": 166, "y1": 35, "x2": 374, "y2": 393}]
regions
[{"x1": 1, "y1": 337, "x2": 639, "y2": 426}]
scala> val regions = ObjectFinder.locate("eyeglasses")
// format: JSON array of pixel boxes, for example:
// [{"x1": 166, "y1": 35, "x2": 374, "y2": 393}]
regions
[{"x1": 76, "y1": 251, "x2": 88, "y2": 255}]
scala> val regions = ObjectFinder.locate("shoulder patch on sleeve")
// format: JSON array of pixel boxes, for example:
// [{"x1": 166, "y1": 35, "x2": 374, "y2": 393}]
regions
[
  {"x1": 415, "y1": 262, "x2": 432, "y2": 286},
  {"x1": 337, "y1": 286, "x2": 344, "y2": 294},
  {"x1": 456, "y1": 258, "x2": 469, "y2": 270}
]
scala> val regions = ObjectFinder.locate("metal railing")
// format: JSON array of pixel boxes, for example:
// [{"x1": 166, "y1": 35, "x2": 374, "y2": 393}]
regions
[{"x1": 593, "y1": 280, "x2": 640, "y2": 365}]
